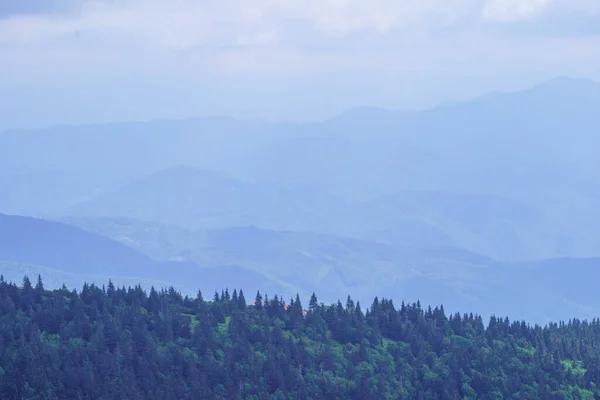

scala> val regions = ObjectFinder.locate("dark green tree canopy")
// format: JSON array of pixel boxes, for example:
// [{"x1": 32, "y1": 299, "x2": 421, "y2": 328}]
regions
[{"x1": 0, "y1": 276, "x2": 599, "y2": 399}]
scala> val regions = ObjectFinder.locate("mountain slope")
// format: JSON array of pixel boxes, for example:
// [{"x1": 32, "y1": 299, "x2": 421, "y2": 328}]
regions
[
  {"x1": 0, "y1": 213, "x2": 155, "y2": 276},
  {"x1": 0, "y1": 214, "x2": 279, "y2": 296},
  {"x1": 66, "y1": 165, "x2": 353, "y2": 232},
  {"x1": 67, "y1": 166, "x2": 255, "y2": 228},
  {"x1": 358, "y1": 191, "x2": 555, "y2": 260}
]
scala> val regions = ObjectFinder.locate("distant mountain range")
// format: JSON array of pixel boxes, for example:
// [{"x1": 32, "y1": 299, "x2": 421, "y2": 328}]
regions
[
  {"x1": 2, "y1": 77, "x2": 599, "y2": 260},
  {"x1": 2, "y1": 77, "x2": 600, "y2": 323}
]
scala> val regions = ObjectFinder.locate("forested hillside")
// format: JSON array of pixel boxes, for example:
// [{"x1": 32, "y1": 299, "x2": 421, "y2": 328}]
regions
[{"x1": 1, "y1": 277, "x2": 599, "y2": 399}]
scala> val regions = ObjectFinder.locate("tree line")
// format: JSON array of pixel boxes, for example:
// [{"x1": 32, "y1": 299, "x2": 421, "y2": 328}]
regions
[{"x1": 0, "y1": 275, "x2": 598, "y2": 399}]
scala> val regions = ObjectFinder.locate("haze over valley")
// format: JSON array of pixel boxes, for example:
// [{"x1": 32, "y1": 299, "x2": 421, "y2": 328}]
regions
[{"x1": 2, "y1": 77, "x2": 600, "y2": 323}]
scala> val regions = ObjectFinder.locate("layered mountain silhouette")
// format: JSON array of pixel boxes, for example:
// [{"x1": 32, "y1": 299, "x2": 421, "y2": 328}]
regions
[
  {"x1": 63, "y1": 215, "x2": 600, "y2": 323},
  {"x1": 2, "y1": 77, "x2": 600, "y2": 322}
]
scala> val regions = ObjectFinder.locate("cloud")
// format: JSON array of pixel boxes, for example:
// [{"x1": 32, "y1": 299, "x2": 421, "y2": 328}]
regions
[
  {"x1": 0, "y1": 0, "x2": 580, "y2": 48},
  {"x1": 1, "y1": 0, "x2": 599, "y2": 50},
  {"x1": 0, "y1": 0, "x2": 77, "y2": 17},
  {"x1": 0, "y1": 0, "x2": 599, "y2": 80},
  {"x1": 482, "y1": 0, "x2": 551, "y2": 22},
  {"x1": 0, "y1": 1, "x2": 390, "y2": 47}
]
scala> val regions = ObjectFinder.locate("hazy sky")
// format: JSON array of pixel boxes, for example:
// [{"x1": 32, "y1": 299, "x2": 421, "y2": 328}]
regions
[{"x1": 1, "y1": 0, "x2": 600, "y2": 129}]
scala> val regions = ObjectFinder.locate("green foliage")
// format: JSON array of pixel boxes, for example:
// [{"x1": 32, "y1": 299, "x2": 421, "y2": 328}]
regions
[
  {"x1": 1, "y1": 277, "x2": 600, "y2": 399},
  {"x1": 562, "y1": 360, "x2": 587, "y2": 377}
]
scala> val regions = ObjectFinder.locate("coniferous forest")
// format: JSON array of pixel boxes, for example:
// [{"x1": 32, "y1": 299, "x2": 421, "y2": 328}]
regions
[{"x1": 1, "y1": 276, "x2": 599, "y2": 399}]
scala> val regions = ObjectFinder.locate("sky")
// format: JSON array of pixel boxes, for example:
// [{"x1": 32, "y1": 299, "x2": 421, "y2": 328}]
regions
[{"x1": 1, "y1": 0, "x2": 600, "y2": 130}]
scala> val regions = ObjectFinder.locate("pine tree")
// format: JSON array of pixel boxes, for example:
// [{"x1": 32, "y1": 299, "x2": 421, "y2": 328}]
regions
[
  {"x1": 238, "y1": 290, "x2": 246, "y2": 309},
  {"x1": 35, "y1": 275, "x2": 44, "y2": 293},
  {"x1": 255, "y1": 291, "x2": 263, "y2": 310},
  {"x1": 309, "y1": 293, "x2": 319, "y2": 312}
]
